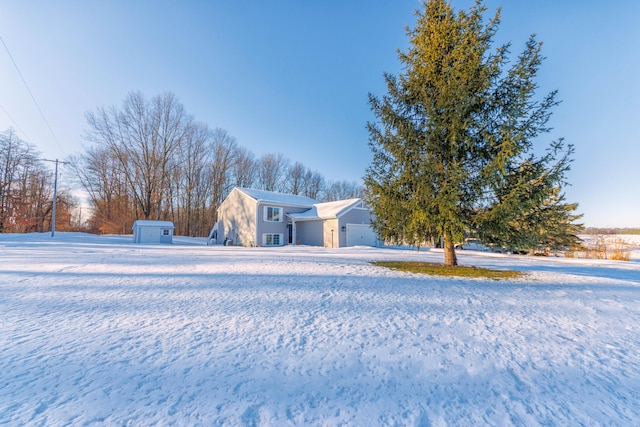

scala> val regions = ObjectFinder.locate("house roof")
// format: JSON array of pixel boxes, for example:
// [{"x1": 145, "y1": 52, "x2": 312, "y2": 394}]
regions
[
  {"x1": 230, "y1": 188, "x2": 366, "y2": 221},
  {"x1": 236, "y1": 188, "x2": 319, "y2": 207},
  {"x1": 288, "y1": 198, "x2": 364, "y2": 221}
]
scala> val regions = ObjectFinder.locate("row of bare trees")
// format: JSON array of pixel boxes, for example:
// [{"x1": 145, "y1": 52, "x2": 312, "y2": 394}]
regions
[
  {"x1": 71, "y1": 91, "x2": 363, "y2": 236},
  {"x1": 0, "y1": 129, "x2": 78, "y2": 233}
]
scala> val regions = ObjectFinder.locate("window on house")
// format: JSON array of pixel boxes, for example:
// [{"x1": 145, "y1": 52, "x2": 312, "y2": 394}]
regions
[
  {"x1": 163, "y1": 229, "x2": 170, "y2": 236},
  {"x1": 264, "y1": 206, "x2": 282, "y2": 222},
  {"x1": 263, "y1": 233, "x2": 282, "y2": 246}
]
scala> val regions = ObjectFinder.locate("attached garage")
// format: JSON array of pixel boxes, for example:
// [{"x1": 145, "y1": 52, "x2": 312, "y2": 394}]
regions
[
  {"x1": 346, "y1": 224, "x2": 377, "y2": 247},
  {"x1": 132, "y1": 220, "x2": 175, "y2": 244}
]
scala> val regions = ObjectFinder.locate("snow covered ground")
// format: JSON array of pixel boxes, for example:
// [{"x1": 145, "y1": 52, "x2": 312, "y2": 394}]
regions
[{"x1": 1, "y1": 232, "x2": 640, "y2": 426}]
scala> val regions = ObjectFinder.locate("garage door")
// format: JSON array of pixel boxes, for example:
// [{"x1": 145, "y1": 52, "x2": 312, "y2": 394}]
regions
[{"x1": 346, "y1": 224, "x2": 377, "y2": 247}]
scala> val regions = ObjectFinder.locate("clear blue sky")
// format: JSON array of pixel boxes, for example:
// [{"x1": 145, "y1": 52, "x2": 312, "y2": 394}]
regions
[{"x1": 1, "y1": 1, "x2": 638, "y2": 228}]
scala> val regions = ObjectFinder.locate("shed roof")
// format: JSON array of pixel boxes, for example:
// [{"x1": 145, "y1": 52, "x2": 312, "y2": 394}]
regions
[
  {"x1": 132, "y1": 220, "x2": 175, "y2": 228},
  {"x1": 237, "y1": 188, "x2": 318, "y2": 207}
]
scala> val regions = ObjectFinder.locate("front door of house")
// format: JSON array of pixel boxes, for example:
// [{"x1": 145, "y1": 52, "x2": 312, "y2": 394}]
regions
[{"x1": 287, "y1": 224, "x2": 293, "y2": 244}]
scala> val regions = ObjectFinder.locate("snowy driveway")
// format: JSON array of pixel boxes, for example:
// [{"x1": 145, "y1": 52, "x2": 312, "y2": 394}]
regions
[{"x1": 1, "y1": 233, "x2": 640, "y2": 425}]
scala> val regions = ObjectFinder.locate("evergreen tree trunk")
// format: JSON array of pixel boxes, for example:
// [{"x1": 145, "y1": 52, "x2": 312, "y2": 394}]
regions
[{"x1": 443, "y1": 230, "x2": 457, "y2": 267}]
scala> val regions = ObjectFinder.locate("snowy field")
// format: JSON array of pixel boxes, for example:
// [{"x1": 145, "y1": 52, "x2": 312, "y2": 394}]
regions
[{"x1": 1, "y1": 232, "x2": 640, "y2": 426}]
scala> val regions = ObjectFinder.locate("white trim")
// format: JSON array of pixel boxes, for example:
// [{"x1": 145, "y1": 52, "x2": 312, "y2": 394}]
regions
[{"x1": 263, "y1": 206, "x2": 283, "y2": 222}]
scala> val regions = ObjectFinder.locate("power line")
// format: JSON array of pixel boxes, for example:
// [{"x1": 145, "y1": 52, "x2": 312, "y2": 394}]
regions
[
  {"x1": 0, "y1": 33, "x2": 66, "y2": 155},
  {"x1": 0, "y1": 104, "x2": 33, "y2": 143}
]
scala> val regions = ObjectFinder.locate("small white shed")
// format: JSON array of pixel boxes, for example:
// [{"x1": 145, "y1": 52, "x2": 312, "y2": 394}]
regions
[{"x1": 132, "y1": 220, "x2": 175, "y2": 244}]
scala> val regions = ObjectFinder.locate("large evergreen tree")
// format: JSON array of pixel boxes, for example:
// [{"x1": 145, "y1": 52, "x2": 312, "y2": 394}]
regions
[{"x1": 364, "y1": 0, "x2": 582, "y2": 266}]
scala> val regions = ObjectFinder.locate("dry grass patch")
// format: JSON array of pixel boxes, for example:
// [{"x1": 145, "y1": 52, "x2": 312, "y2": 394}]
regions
[
  {"x1": 372, "y1": 261, "x2": 524, "y2": 280},
  {"x1": 569, "y1": 236, "x2": 632, "y2": 261},
  {"x1": 609, "y1": 238, "x2": 631, "y2": 261}
]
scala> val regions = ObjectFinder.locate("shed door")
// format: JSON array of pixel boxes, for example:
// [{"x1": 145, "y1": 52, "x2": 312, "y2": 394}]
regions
[
  {"x1": 346, "y1": 224, "x2": 376, "y2": 247},
  {"x1": 141, "y1": 227, "x2": 158, "y2": 243}
]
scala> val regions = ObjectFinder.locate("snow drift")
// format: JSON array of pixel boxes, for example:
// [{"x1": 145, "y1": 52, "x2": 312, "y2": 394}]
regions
[{"x1": 1, "y1": 233, "x2": 639, "y2": 426}]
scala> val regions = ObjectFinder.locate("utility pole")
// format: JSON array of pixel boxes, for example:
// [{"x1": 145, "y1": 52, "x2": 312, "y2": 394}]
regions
[{"x1": 42, "y1": 159, "x2": 69, "y2": 237}]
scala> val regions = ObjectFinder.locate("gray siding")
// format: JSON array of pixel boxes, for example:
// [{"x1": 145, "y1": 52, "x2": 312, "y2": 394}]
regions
[
  {"x1": 340, "y1": 207, "x2": 371, "y2": 225},
  {"x1": 256, "y1": 204, "x2": 309, "y2": 246},
  {"x1": 296, "y1": 221, "x2": 323, "y2": 246}
]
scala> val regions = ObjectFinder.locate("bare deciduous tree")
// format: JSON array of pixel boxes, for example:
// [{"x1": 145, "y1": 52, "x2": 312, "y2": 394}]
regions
[
  {"x1": 85, "y1": 91, "x2": 190, "y2": 220},
  {"x1": 230, "y1": 146, "x2": 256, "y2": 189},
  {"x1": 256, "y1": 153, "x2": 289, "y2": 192},
  {"x1": 287, "y1": 161, "x2": 306, "y2": 195},
  {"x1": 171, "y1": 122, "x2": 212, "y2": 236},
  {"x1": 323, "y1": 180, "x2": 363, "y2": 202},
  {"x1": 302, "y1": 169, "x2": 325, "y2": 200},
  {"x1": 68, "y1": 147, "x2": 134, "y2": 233},
  {"x1": 0, "y1": 129, "x2": 62, "y2": 233},
  {"x1": 206, "y1": 128, "x2": 238, "y2": 225}
]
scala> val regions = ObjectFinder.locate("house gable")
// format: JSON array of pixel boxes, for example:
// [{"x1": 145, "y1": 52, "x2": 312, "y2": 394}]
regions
[{"x1": 217, "y1": 188, "x2": 259, "y2": 246}]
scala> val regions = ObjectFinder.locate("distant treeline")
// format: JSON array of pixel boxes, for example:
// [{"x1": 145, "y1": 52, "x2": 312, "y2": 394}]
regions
[
  {"x1": 0, "y1": 129, "x2": 80, "y2": 233},
  {"x1": 71, "y1": 92, "x2": 363, "y2": 237},
  {"x1": 2, "y1": 91, "x2": 365, "y2": 236},
  {"x1": 583, "y1": 227, "x2": 640, "y2": 235}
]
